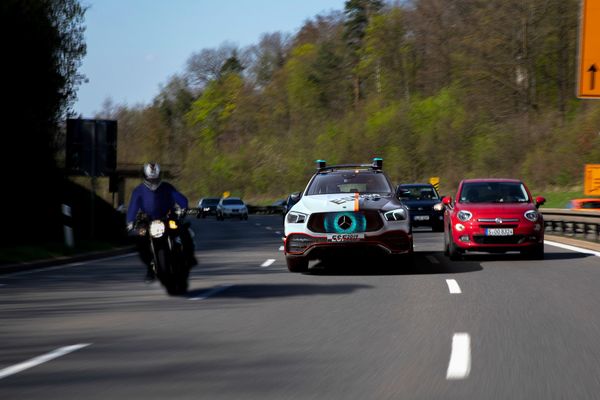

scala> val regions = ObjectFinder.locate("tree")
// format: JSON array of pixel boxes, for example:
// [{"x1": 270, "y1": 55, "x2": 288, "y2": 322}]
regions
[
  {"x1": 1, "y1": 0, "x2": 87, "y2": 243},
  {"x1": 343, "y1": 0, "x2": 383, "y2": 105}
]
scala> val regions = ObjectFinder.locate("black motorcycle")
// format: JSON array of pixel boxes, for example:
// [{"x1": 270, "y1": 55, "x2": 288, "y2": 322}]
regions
[{"x1": 134, "y1": 209, "x2": 196, "y2": 295}]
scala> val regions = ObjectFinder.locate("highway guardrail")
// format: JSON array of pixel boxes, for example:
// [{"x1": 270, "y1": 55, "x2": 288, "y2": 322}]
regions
[{"x1": 542, "y1": 208, "x2": 600, "y2": 242}]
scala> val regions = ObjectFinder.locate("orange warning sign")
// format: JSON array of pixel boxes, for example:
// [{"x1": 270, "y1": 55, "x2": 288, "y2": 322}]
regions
[
  {"x1": 578, "y1": 0, "x2": 600, "y2": 98},
  {"x1": 584, "y1": 164, "x2": 600, "y2": 195}
]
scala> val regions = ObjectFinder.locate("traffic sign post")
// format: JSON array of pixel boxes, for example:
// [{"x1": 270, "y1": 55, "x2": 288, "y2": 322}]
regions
[
  {"x1": 578, "y1": 0, "x2": 600, "y2": 98},
  {"x1": 584, "y1": 164, "x2": 600, "y2": 195}
]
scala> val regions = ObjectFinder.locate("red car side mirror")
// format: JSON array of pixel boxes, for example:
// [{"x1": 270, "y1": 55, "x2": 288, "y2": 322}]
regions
[
  {"x1": 442, "y1": 196, "x2": 452, "y2": 206},
  {"x1": 535, "y1": 196, "x2": 546, "y2": 207}
]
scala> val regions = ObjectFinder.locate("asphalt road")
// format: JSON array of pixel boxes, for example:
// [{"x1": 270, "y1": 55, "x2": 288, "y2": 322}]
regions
[{"x1": 2, "y1": 215, "x2": 600, "y2": 399}]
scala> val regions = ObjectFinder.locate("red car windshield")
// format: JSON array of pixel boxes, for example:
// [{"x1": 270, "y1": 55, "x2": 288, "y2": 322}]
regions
[{"x1": 459, "y1": 182, "x2": 530, "y2": 203}]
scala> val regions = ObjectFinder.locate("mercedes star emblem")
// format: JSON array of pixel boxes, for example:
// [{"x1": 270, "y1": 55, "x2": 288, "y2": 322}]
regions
[{"x1": 338, "y1": 215, "x2": 352, "y2": 230}]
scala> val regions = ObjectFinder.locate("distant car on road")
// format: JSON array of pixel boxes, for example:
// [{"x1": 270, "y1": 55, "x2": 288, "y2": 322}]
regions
[
  {"x1": 271, "y1": 199, "x2": 287, "y2": 214},
  {"x1": 216, "y1": 198, "x2": 249, "y2": 221},
  {"x1": 282, "y1": 192, "x2": 301, "y2": 219},
  {"x1": 566, "y1": 198, "x2": 600, "y2": 211},
  {"x1": 443, "y1": 178, "x2": 545, "y2": 260},
  {"x1": 283, "y1": 158, "x2": 413, "y2": 272},
  {"x1": 197, "y1": 197, "x2": 220, "y2": 218},
  {"x1": 396, "y1": 183, "x2": 444, "y2": 231}
]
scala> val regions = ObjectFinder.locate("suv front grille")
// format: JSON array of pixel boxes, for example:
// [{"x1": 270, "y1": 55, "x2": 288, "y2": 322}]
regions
[{"x1": 308, "y1": 211, "x2": 384, "y2": 233}]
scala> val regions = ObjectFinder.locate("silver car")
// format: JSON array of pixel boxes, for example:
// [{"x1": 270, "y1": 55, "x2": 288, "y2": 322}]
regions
[{"x1": 216, "y1": 198, "x2": 249, "y2": 220}]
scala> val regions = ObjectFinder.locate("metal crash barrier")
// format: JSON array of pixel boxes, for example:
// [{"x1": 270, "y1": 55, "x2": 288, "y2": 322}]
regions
[{"x1": 542, "y1": 208, "x2": 600, "y2": 242}]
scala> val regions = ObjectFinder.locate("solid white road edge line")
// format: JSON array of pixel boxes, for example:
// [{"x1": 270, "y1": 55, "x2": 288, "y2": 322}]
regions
[
  {"x1": 1, "y1": 253, "x2": 136, "y2": 278},
  {"x1": 261, "y1": 259, "x2": 276, "y2": 268},
  {"x1": 446, "y1": 279, "x2": 462, "y2": 294},
  {"x1": 446, "y1": 333, "x2": 471, "y2": 380},
  {"x1": 426, "y1": 255, "x2": 440, "y2": 264},
  {"x1": 189, "y1": 284, "x2": 234, "y2": 301},
  {"x1": 544, "y1": 240, "x2": 600, "y2": 257},
  {"x1": 0, "y1": 343, "x2": 91, "y2": 380}
]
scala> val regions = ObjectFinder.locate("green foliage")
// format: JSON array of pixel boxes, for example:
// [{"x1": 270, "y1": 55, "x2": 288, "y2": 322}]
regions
[{"x1": 110, "y1": 0, "x2": 598, "y2": 205}]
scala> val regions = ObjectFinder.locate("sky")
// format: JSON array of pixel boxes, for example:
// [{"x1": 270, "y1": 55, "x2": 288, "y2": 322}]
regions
[{"x1": 75, "y1": 0, "x2": 347, "y2": 117}]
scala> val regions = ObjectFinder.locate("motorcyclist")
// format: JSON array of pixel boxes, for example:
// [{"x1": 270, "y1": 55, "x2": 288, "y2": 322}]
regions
[{"x1": 126, "y1": 162, "x2": 197, "y2": 282}]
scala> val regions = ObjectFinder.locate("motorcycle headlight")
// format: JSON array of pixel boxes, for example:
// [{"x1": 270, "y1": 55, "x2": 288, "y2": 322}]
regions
[
  {"x1": 457, "y1": 210, "x2": 473, "y2": 222},
  {"x1": 384, "y1": 208, "x2": 407, "y2": 221},
  {"x1": 149, "y1": 220, "x2": 165, "y2": 238},
  {"x1": 287, "y1": 211, "x2": 307, "y2": 224},
  {"x1": 524, "y1": 210, "x2": 539, "y2": 222}
]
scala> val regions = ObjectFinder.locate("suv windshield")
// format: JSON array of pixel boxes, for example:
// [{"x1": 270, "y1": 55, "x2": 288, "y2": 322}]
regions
[
  {"x1": 459, "y1": 182, "x2": 530, "y2": 203},
  {"x1": 223, "y1": 199, "x2": 244, "y2": 205},
  {"x1": 306, "y1": 172, "x2": 393, "y2": 195},
  {"x1": 201, "y1": 198, "x2": 219, "y2": 206},
  {"x1": 398, "y1": 185, "x2": 439, "y2": 200}
]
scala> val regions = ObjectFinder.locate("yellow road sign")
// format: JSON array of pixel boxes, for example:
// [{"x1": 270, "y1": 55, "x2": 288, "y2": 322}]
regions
[
  {"x1": 578, "y1": 0, "x2": 600, "y2": 98},
  {"x1": 584, "y1": 164, "x2": 600, "y2": 195},
  {"x1": 429, "y1": 176, "x2": 440, "y2": 191},
  {"x1": 222, "y1": 191, "x2": 231, "y2": 198}
]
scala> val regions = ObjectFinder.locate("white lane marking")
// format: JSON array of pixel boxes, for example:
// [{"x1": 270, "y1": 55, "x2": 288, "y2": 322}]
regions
[
  {"x1": 446, "y1": 333, "x2": 471, "y2": 380},
  {"x1": 0, "y1": 343, "x2": 91, "y2": 380},
  {"x1": 426, "y1": 255, "x2": 440, "y2": 264},
  {"x1": 1, "y1": 253, "x2": 136, "y2": 278},
  {"x1": 255, "y1": 223, "x2": 261, "y2": 226},
  {"x1": 545, "y1": 240, "x2": 600, "y2": 257},
  {"x1": 446, "y1": 279, "x2": 462, "y2": 294},
  {"x1": 261, "y1": 259, "x2": 276, "y2": 268},
  {"x1": 275, "y1": 231, "x2": 282, "y2": 235},
  {"x1": 0, "y1": 284, "x2": 6, "y2": 287},
  {"x1": 279, "y1": 246, "x2": 284, "y2": 251},
  {"x1": 189, "y1": 284, "x2": 234, "y2": 301},
  {"x1": 265, "y1": 227, "x2": 272, "y2": 230}
]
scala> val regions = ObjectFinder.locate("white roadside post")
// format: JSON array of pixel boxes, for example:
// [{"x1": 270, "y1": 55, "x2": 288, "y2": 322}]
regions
[{"x1": 62, "y1": 204, "x2": 74, "y2": 248}]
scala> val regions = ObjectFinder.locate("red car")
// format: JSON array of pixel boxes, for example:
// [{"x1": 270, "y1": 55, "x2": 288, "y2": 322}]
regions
[{"x1": 443, "y1": 179, "x2": 546, "y2": 260}]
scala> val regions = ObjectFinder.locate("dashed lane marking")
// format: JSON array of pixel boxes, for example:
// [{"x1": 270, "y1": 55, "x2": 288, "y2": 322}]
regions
[
  {"x1": 275, "y1": 231, "x2": 282, "y2": 235},
  {"x1": 446, "y1": 333, "x2": 471, "y2": 380},
  {"x1": 446, "y1": 279, "x2": 462, "y2": 294},
  {"x1": 189, "y1": 284, "x2": 234, "y2": 301},
  {"x1": 265, "y1": 227, "x2": 273, "y2": 230},
  {"x1": 0, "y1": 344, "x2": 91, "y2": 380},
  {"x1": 261, "y1": 259, "x2": 276, "y2": 268},
  {"x1": 255, "y1": 223, "x2": 261, "y2": 226},
  {"x1": 426, "y1": 255, "x2": 440, "y2": 264}
]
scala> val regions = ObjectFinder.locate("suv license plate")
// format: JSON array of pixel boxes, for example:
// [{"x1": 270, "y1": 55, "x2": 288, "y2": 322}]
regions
[
  {"x1": 327, "y1": 233, "x2": 365, "y2": 242},
  {"x1": 485, "y1": 228, "x2": 513, "y2": 236},
  {"x1": 414, "y1": 215, "x2": 429, "y2": 221}
]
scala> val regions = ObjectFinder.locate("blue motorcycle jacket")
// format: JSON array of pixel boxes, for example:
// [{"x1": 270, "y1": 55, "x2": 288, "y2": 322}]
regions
[{"x1": 126, "y1": 182, "x2": 188, "y2": 224}]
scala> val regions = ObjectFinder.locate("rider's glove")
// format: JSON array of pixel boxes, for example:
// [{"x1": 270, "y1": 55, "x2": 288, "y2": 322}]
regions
[{"x1": 126, "y1": 222, "x2": 134, "y2": 232}]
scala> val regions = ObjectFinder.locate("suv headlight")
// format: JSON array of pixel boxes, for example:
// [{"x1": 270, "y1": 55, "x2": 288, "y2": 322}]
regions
[
  {"x1": 457, "y1": 210, "x2": 473, "y2": 222},
  {"x1": 287, "y1": 211, "x2": 307, "y2": 224},
  {"x1": 384, "y1": 209, "x2": 407, "y2": 221},
  {"x1": 524, "y1": 210, "x2": 539, "y2": 222}
]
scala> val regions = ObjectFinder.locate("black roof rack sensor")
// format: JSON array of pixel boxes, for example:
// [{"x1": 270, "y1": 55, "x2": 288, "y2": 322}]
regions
[{"x1": 316, "y1": 158, "x2": 383, "y2": 172}]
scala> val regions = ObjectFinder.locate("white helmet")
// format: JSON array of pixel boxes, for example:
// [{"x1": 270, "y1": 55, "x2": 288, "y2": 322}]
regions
[
  {"x1": 143, "y1": 162, "x2": 162, "y2": 190},
  {"x1": 144, "y1": 162, "x2": 161, "y2": 180}
]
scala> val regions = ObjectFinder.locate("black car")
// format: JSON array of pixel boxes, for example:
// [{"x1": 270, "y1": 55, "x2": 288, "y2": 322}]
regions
[
  {"x1": 282, "y1": 192, "x2": 301, "y2": 219},
  {"x1": 197, "y1": 197, "x2": 220, "y2": 218},
  {"x1": 396, "y1": 183, "x2": 444, "y2": 231}
]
